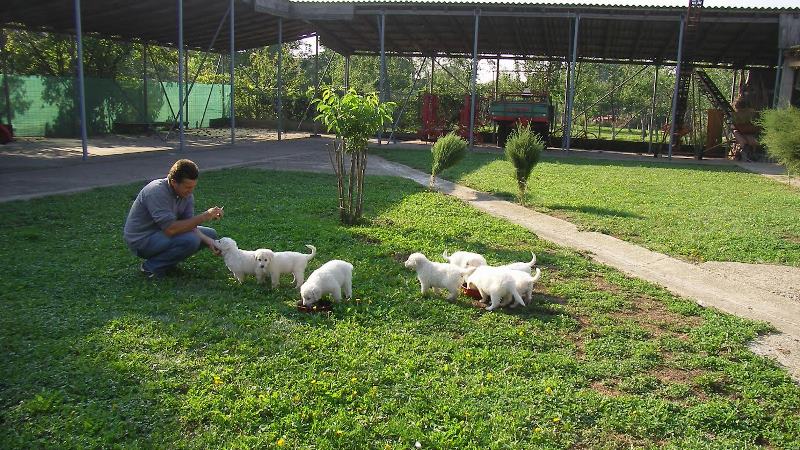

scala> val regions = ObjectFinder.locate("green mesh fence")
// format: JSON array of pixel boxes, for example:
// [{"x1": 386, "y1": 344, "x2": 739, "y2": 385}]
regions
[{"x1": 0, "y1": 75, "x2": 230, "y2": 137}]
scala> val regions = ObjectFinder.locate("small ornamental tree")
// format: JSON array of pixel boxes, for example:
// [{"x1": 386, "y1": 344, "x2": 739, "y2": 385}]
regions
[
  {"x1": 757, "y1": 107, "x2": 800, "y2": 175},
  {"x1": 504, "y1": 124, "x2": 544, "y2": 204},
  {"x1": 314, "y1": 87, "x2": 395, "y2": 225},
  {"x1": 430, "y1": 132, "x2": 467, "y2": 188}
]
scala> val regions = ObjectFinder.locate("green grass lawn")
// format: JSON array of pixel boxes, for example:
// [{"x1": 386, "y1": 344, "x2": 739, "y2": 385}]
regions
[
  {"x1": 2, "y1": 169, "x2": 799, "y2": 448},
  {"x1": 373, "y1": 147, "x2": 800, "y2": 266}
]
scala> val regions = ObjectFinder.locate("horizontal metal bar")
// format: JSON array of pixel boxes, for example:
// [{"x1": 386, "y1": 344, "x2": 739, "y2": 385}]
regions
[{"x1": 354, "y1": 9, "x2": 778, "y2": 24}]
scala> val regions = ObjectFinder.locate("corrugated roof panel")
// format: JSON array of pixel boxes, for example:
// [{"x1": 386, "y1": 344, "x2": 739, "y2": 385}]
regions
[{"x1": 290, "y1": 0, "x2": 800, "y2": 10}]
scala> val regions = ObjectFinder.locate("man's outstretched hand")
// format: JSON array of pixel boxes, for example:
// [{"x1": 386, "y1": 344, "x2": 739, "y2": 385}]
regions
[
  {"x1": 205, "y1": 206, "x2": 224, "y2": 221},
  {"x1": 207, "y1": 240, "x2": 222, "y2": 256}
]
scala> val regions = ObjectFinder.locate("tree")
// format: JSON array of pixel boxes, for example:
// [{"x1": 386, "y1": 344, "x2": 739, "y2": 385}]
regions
[
  {"x1": 757, "y1": 107, "x2": 800, "y2": 175},
  {"x1": 505, "y1": 124, "x2": 544, "y2": 204},
  {"x1": 314, "y1": 87, "x2": 395, "y2": 224},
  {"x1": 430, "y1": 132, "x2": 467, "y2": 188}
]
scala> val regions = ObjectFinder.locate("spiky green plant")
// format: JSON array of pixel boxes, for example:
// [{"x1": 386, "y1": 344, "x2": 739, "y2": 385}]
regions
[
  {"x1": 757, "y1": 107, "x2": 800, "y2": 175},
  {"x1": 504, "y1": 124, "x2": 544, "y2": 204},
  {"x1": 430, "y1": 132, "x2": 468, "y2": 188}
]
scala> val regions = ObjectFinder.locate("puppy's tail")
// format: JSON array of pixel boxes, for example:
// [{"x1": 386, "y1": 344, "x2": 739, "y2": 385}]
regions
[
  {"x1": 442, "y1": 248, "x2": 450, "y2": 260},
  {"x1": 528, "y1": 251, "x2": 537, "y2": 268},
  {"x1": 530, "y1": 267, "x2": 542, "y2": 283},
  {"x1": 305, "y1": 244, "x2": 317, "y2": 260}
]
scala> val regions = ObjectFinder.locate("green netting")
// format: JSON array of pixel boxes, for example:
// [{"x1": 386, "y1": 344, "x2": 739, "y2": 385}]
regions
[{"x1": 0, "y1": 74, "x2": 230, "y2": 137}]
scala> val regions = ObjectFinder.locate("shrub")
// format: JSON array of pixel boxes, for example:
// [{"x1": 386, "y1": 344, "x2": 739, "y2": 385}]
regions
[
  {"x1": 314, "y1": 87, "x2": 395, "y2": 224},
  {"x1": 504, "y1": 124, "x2": 544, "y2": 204},
  {"x1": 430, "y1": 133, "x2": 467, "y2": 188},
  {"x1": 757, "y1": 107, "x2": 800, "y2": 175}
]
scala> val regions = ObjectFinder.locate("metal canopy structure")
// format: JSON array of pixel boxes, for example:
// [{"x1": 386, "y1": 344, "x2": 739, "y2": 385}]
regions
[
  {"x1": 2, "y1": 0, "x2": 315, "y2": 50},
  {"x1": 300, "y1": 3, "x2": 790, "y2": 68},
  {"x1": 2, "y1": 1, "x2": 795, "y2": 67},
  {"x1": 2, "y1": 0, "x2": 798, "y2": 157}
]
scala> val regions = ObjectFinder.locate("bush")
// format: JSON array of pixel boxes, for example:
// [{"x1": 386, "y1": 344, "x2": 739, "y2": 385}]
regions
[
  {"x1": 504, "y1": 124, "x2": 544, "y2": 204},
  {"x1": 757, "y1": 107, "x2": 800, "y2": 175},
  {"x1": 314, "y1": 87, "x2": 395, "y2": 224},
  {"x1": 430, "y1": 132, "x2": 468, "y2": 188}
]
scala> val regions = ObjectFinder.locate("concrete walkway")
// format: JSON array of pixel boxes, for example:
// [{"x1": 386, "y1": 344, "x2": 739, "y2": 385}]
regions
[{"x1": 2, "y1": 136, "x2": 798, "y2": 380}]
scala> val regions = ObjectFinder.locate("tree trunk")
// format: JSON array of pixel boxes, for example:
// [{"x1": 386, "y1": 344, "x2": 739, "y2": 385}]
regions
[
  {"x1": 356, "y1": 150, "x2": 367, "y2": 218},
  {"x1": 347, "y1": 150, "x2": 357, "y2": 224}
]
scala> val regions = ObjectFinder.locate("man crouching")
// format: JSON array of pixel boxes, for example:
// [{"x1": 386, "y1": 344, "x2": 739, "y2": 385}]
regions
[{"x1": 123, "y1": 159, "x2": 223, "y2": 278}]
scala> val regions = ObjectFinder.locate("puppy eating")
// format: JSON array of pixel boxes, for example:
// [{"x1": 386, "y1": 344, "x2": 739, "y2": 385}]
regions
[
  {"x1": 255, "y1": 245, "x2": 316, "y2": 289},
  {"x1": 442, "y1": 249, "x2": 487, "y2": 269},
  {"x1": 503, "y1": 267, "x2": 542, "y2": 305},
  {"x1": 301, "y1": 260, "x2": 353, "y2": 307},
  {"x1": 465, "y1": 266, "x2": 526, "y2": 311},
  {"x1": 214, "y1": 237, "x2": 260, "y2": 283},
  {"x1": 405, "y1": 252, "x2": 476, "y2": 301},
  {"x1": 496, "y1": 252, "x2": 537, "y2": 274}
]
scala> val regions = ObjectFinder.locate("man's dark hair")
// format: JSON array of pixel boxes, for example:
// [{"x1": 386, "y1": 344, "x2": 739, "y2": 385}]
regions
[{"x1": 168, "y1": 159, "x2": 199, "y2": 183}]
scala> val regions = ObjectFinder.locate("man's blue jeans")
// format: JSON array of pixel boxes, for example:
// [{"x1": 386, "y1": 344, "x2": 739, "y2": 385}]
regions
[{"x1": 134, "y1": 226, "x2": 217, "y2": 275}]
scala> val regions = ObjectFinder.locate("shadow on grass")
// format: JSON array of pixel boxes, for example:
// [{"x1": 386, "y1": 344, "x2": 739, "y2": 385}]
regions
[{"x1": 546, "y1": 203, "x2": 644, "y2": 219}]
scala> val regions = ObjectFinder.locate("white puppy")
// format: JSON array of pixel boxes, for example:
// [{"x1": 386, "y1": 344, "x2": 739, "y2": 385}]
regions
[
  {"x1": 442, "y1": 249, "x2": 487, "y2": 268},
  {"x1": 465, "y1": 266, "x2": 526, "y2": 311},
  {"x1": 405, "y1": 252, "x2": 476, "y2": 300},
  {"x1": 301, "y1": 260, "x2": 353, "y2": 306},
  {"x1": 496, "y1": 252, "x2": 537, "y2": 274},
  {"x1": 255, "y1": 245, "x2": 316, "y2": 288},
  {"x1": 214, "y1": 237, "x2": 260, "y2": 283},
  {"x1": 504, "y1": 267, "x2": 542, "y2": 305}
]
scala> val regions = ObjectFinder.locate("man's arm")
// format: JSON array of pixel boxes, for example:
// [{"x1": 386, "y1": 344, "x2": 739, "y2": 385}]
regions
[
  {"x1": 194, "y1": 227, "x2": 221, "y2": 255},
  {"x1": 163, "y1": 207, "x2": 222, "y2": 237}
]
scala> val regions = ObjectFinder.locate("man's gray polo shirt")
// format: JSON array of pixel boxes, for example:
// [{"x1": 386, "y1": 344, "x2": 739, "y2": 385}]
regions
[{"x1": 123, "y1": 178, "x2": 194, "y2": 251}]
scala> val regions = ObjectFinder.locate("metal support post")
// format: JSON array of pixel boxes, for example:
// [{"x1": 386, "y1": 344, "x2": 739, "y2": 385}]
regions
[
  {"x1": 277, "y1": 17, "x2": 283, "y2": 141},
  {"x1": 184, "y1": 47, "x2": 189, "y2": 127},
  {"x1": 648, "y1": 65, "x2": 659, "y2": 154},
  {"x1": 772, "y1": 49, "x2": 784, "y2": 108},
  {"x1": 730, "y1": 69, "x2": 737, "y2": 104},
  {"x1": 495, "y1": 55, "x2": 500, "y2": 100},
  {"x1": 74, "y1": 0, "x2": 89, "y2": 160},
  {"x1": 469, "y1": 9, "x2": 480, "y2": 150},
  {"x1": 312, "y1": 34, "x2": 320, "y2": 136},
  {"x1": 562, "y1": 14, "x2": 580, "y2": 152},
  {"x1": 667, "y1": 14, "x2": 686, "y2": 160},
  {"x1": 2, "y1": 30, "x2": 15, "y2": 129},
  {"x1": 229, "y1": 0, "x2": 235, "y2": 144},
  {"x1": 429, "y1": 56, "x2": 434, "y2": 93},
  {"x1": 177, "y1": 0, "x2": 185, "y2": 151},
  {"x1": 378, "y1": 12, "x2": 386, "y2": 144},
  {"x1": 344, "y1": 55, "x2": 350, "y2": 89},
  {"x1": 142, "y1": 44, "x2": 148, "y2": 123}
]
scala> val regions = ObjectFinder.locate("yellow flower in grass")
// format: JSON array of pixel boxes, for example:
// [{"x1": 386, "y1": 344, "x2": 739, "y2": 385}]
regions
[
  {"x1": 545, "y1": 386, "x2": 552, "y2": 394},
  {"x1": 534, "y1": 427, "x2": 542, "y2": 433},
  {"x1": 213, "y1": 375, "x2": 223, "y2": 385},
  {"x1": 277, "y1": 437, "x2": 286, "y2": 446},
  {"x1": 552, "y1": 417, "x2": 560, "y2": 423}
]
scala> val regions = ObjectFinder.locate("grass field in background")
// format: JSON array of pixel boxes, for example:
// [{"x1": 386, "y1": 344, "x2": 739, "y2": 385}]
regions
[
  {"x1": 373, "y1": 147, "x2": 800, "y2": 266},
  {"x1": 2, "y1": 169, "x2": 798, "y2": 448}
]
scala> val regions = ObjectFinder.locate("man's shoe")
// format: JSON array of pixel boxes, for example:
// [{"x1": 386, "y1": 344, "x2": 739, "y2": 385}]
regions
[{"x1": 140, "y1": 263, "x2": 163, "y2": 279}]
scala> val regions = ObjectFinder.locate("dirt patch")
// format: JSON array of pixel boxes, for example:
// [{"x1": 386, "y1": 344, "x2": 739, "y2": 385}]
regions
[
  {"x1": 589, "y1": 380, "x2": 622, "y2": 397},
  {"x1": 701, "y1": 261, "x2": 800, "y2": 303}
]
